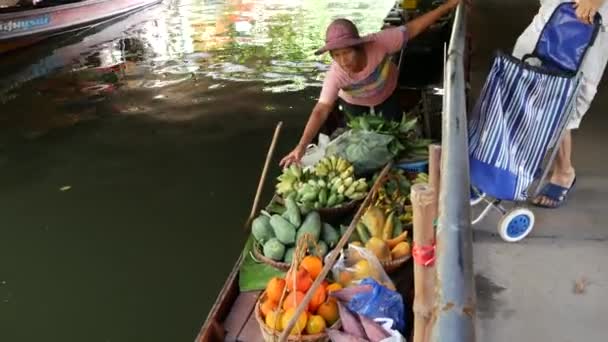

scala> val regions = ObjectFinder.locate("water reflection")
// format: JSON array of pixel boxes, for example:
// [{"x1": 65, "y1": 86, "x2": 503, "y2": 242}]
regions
[{"x1": 2, "y1": 0, "x2": 393, "y2": 97}]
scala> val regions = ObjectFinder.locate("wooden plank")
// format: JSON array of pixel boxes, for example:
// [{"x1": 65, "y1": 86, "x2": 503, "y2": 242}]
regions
[
  {"x1": 237, "y1": 308, "x2": 263, "y2": 342},
  {"x1": 224, "y1": 291, "x2": 261, "y2": 341}
]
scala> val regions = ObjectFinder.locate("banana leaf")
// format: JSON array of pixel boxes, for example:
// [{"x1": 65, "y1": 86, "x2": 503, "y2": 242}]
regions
[{"x1": 238, "y1": 235, "x2": 285, "y2": 292}]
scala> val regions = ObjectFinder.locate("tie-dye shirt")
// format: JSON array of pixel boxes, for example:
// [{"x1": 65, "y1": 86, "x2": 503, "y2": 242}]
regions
[{"x1": 318, "y1": 26, "x2": 408, "y2": 107}]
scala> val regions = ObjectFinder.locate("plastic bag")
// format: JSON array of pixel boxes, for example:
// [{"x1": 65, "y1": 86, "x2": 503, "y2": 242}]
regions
[
  {"x1": 347, "y1": 278, "x2": 406, "y2": 333},
  {"x1": 325, "y1": 130, "x2": 394, "y2": 174},
  {"x1": 330, "y1": 244, "x2": 395, "y2": 291},
  {"x1": 375, "y1": 318, "x2": 407, "y2": 342},
  {"x1": 301, "y1": 133, "x2": 330, "y2": 168}
]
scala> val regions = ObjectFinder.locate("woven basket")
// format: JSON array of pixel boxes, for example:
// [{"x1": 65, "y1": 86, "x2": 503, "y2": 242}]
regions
[
  {"x1": 252, "y1": 240, "x2": 290, "y2": 271},
  {"x1": 274, "y1": 194, "x2": 361, "y2": 224},
  {"x1": 381, "y1": 254, "x2": 412, "y2": 273},
  {"x1": 255, "y1": 291, "x2": 340, "y2": 342}
]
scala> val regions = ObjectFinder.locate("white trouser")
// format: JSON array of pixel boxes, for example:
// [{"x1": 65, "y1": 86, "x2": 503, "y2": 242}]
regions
[{"x1": 512, "y1": 0, "x2": 608, "y2": 129}]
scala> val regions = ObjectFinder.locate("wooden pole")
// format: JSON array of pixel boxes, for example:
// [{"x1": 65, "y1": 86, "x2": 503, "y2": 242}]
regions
[
  {"x1": 411, "y1": 183, "x2": 437, "y2": 342},
  {"x1": 428, "y1": 144, "x2": 442, "y2": 201},
  {"x1": 244, "y1": 121, "x2": 283, "y2": 230},
  {"x1": 278, "y1": 162, "x2": 393, "y2": 342}
]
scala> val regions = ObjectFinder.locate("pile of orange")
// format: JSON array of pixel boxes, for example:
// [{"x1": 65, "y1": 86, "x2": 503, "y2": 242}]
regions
[{"x1": 259, "y1": 255, "x2": 342, "y2": 335}]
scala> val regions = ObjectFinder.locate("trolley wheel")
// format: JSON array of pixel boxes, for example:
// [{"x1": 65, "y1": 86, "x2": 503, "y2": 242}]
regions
[{"x1": 497, "y1": 208, "x2": 535, "y2": 242}]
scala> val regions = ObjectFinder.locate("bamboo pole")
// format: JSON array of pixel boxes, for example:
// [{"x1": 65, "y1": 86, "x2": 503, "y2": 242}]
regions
[
  {"x1": 428, "y1": 144, "x2": 442, "y2": 201},
  {"x1": 244, "y1": 121, "x2": 283, "y2": 230},
  {"x1": 278, "y1": 162, "x2": 393, "y2": 342},
  {"x1": 411, "y1": 183, "x2": 437, "y2": 342}
]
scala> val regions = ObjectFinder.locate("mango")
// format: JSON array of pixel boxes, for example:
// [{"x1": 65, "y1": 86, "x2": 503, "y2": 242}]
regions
[{"x1": 365, "y1": 237, "x2": 391, "y2": 262}]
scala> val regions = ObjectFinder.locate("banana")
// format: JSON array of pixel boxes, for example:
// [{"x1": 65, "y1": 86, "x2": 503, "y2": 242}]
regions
[
  {"x1": 355, "y1": 179, "x2": 368, "y2": 192},
  {"x1": 337, "y1": 184, "x2": 346, "y2": 195},
  {"x1": 343, "y1": 177, "x2": 354, "y2": 188}
]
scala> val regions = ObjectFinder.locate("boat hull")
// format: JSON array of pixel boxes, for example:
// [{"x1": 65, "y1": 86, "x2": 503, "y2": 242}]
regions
[{"x1": 0, "y1": 0, "x2": 162, "y2": 54}]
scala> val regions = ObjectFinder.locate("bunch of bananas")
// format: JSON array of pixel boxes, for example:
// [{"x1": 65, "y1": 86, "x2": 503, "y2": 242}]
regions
[
  {"x1": 412, "y1": 172, "x2": 429, "y2": 185},
  {"x1": 371, "y1": 168, "x2": 414, "y2": 225},
  {"x1": 276, "y1": 164, "x2": 310, "y2": 195},
  {"x1": 275, "y1": 156, "x2": 369, "y2": 210}
]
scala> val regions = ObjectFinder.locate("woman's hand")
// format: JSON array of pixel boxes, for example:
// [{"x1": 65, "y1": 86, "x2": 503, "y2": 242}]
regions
[
  {"x1": 574, "y1": 0, "x2": 601, "y2": 24},
  {"x1": 280, "y1": 144, "x2": 306, "y2": 168}
]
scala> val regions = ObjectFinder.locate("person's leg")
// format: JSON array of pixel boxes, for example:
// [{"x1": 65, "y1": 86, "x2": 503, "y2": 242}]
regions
[{"x1": 534, "y1": 14, "x2": 608, "y2": 207}]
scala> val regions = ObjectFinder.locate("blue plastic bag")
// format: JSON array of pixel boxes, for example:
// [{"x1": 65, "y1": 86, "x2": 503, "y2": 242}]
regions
[{"x1": 346, "y1": 277, "x2": 406, "y2": 333}]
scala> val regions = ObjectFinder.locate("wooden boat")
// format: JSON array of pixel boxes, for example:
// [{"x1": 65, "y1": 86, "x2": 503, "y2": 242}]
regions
[
  {"x1": 196, "y1": 3, "x2": 469, "y2": 341},
  {"x1": 0, "y1": 0, "x2": 162, "y2": 54},
  {"x1": 195, "y1": 240, "x2": 415, "y2": 342}
]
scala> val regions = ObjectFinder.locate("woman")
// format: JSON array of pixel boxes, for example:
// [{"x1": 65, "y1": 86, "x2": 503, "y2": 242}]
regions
[
  {"x1": 512, "y1": 0, "x2": 608, "y2": 208},
  {"x1": 280, "y1": 0, "x2": 463, "y2": 167}
]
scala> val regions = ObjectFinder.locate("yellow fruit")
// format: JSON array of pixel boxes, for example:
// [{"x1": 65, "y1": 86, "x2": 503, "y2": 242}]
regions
[
  {"x1": 350, "y1": 241, "x2": 363, "y2": 248},
  {"x1": 353, "y1": 259, "x2": 379, "y2": 280},
  {"x1": 337, "y1": 271, "x2": 354, "y2": 286},
  {"x1": 305, "y1": 315, "x2": 327, "y2": 334},
  {"x1": 365, "y1": 237, "x2": 391, "y2": 262},
  {"x1": 316, "y1": 300, "x2": 339, "y2": 325},
  {"x1": 362, "y1": 206, "x2": 385, "y2": 238},
  {"x1": 382, "y1": 211, "x2": 395, "y2": 240},
  {"x1": 281, "y1": 308, "x2": 308, "y2": 335},
  {"x1": 265, "y1": 309, "x2": 283, "y2": 331},
  {"x1": 325, "y1": 283, "x2": 343, "y2": 294},
  {"x1": 386, "y1": 231, "x2": 408, "y2": 249},
  {"x1": 391, "y1": 241, "x2": 411, "y2": 259}
]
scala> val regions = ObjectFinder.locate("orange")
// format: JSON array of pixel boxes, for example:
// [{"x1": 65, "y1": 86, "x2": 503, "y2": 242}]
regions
[
  {"x1": 266, "y1": 277, "x2": 286, "y2": 303},
  {"x1": 308, "y1": 285, "x2": 326, "y2": 312},
  {"x1": 282, "y1": 290, "x2": 305, "y2": 311},
  {"x1": 337, "y1": 271, "x2": 353, "y2": 287},
  {"x1": 300, "y1": 255, "x2": 323, "y2": 280},
  {"x1": 325, "y1": 283, "x2": 342, "y2": 294},
  {"x1": 321, "y1": 280, "x2": 329, "y2": 290},
  {"x1": 305, "y1": 315, "x2": 327, "y2": 335},
  {"x1": 316, "y1": 300, "x2": 339, "y2": 326},
  {"x1": 281, "y1": 308, "x2": 308, "y2": 335},
  {"x1": 265, "y1": 309, "x2": 283, "y2": 331},
  {"x1": 285, "y1": 268, "x2": 313, "y2": 293},
  {"x1": 260, "y1": 298, "x2": 278, "y2": 318}
]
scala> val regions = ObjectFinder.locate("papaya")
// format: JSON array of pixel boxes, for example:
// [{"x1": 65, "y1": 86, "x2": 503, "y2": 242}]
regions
[
  {"x1": 356, "y1": 222, "x2": 370, "y2": 244},
  {"x1": 283, "y1": 195, "x2": 301, "y2": 227},
  {"x1": 321, "y1": 223, "x2": 340, "y2": 248},
  {"x1": 270, "y1": 215, "x2": 297, "y2": 245},
  {"x1": 284, "y1": 247, "x2": 296, "y2": 263},
  {"x1": 341, "y1": 224, "x2": 360, "y2": 243},
  {"x1": 263, "y1": 238, "x2": 286, "y2": 261},
  {"x1": 252, "y1": 215, "x2": 274, "y2": 244},
  {"x1": 296, "y1": 211, "x2": 321, "y2": 243},
  {"x1": 310, "y1": 240, "x2": 329, "y2": 258},
  {"x1": 392, "y1": 216, "x2": 403, "y2": 237}
]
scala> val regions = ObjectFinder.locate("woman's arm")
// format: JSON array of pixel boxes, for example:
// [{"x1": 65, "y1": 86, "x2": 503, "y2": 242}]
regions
[
  {"x1": 405, "y1": 0, "x2": 462, "y2": 40},
  {"x1": 280, "y1": 101, "x2": 333, "y2": 167}
]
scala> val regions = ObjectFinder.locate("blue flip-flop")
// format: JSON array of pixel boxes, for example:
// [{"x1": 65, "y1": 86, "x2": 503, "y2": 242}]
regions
[{"x1": 534, "y1": 177, "x2": 577, "y2": 209}]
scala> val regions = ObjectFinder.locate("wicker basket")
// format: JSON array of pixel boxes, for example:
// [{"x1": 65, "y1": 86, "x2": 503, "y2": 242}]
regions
[
  {"x1": 274, "y1": 194, "x2": 361, "y2": 224},
  {"x1": 255, "y1": 291, "x2": 340, "y2": 342},
  {"x1": 252, "y1": 240, "x2": 290, "y2": 271},
  {"x1": 381, "y1": 254, "x2": 412, "y2": 273}
]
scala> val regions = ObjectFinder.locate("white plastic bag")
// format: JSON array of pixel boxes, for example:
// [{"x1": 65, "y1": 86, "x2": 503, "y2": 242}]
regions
[
  {"x1": 330, "y1": 244, "x2": 395, "y2": 291},
  {"x1": 300, "y1": 133, "x2": 330, "y2": 168},
  {"x1": 375, "y1": 318, "x2": 407, "y2": 342}
]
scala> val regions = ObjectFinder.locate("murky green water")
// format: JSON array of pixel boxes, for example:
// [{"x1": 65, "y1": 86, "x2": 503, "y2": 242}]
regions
[{"x1": 0, "y1": 0, "x2": 393, "y2": 341}]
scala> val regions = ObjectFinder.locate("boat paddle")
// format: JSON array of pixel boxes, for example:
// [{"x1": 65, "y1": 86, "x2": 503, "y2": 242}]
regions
[{"x1": 244, "y1": 121, "x2": 283, "y2": 231}]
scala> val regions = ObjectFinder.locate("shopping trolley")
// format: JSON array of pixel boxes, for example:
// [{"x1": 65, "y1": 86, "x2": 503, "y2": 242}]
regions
[{"x1": 468, "y1": 2, "x2": 603, "y2": 242}]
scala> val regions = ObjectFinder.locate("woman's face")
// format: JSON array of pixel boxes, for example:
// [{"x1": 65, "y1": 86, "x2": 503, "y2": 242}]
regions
[{"x1": 330, "y1": 47, "x2": 360, "y2": 73}]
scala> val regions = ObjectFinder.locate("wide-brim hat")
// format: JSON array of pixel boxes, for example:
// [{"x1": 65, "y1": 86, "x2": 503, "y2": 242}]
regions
[{"x1": 314, "y1": 18, "x2": 372, "y2": 55}]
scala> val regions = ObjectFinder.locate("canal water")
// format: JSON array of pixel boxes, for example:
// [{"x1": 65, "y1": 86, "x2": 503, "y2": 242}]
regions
[{"x1": 0, "y1": 0, "x2": 393, "y2": 340}]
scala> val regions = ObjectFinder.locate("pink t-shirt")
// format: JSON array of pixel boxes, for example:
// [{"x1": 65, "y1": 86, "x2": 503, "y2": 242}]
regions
[{"x1": 318, "y1": 26, "x2": 408, "y2": 107}]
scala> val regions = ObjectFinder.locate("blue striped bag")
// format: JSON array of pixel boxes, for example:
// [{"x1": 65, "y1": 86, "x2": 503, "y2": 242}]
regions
[{"x1": 468, "y1": 52, "x2": 578, "y2": 201}]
